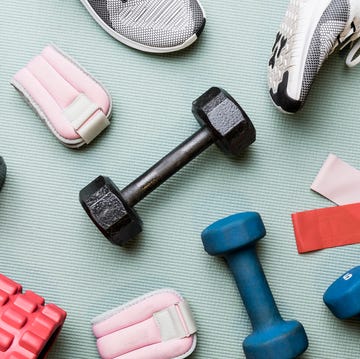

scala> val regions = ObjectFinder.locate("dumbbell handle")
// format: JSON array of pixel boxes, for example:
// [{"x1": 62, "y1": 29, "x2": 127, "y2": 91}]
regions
[
  {"x1": 225, "y1": 247, "x2": 282, "y2": 331},
  {"x1": 121, "y1": 127, "x2": 214, "y2": 207}
]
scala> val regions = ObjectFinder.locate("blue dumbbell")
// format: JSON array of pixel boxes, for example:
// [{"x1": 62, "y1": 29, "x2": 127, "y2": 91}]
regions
[
  {"x1": 201, "y1": 212, "x2": 308, "y2": 359},
  {"x1": 324, "y1": 266, "x2": 360, "y2": 319},
  {"x1": 0, "y1": 157, "x2": 6, "y2": 190}
]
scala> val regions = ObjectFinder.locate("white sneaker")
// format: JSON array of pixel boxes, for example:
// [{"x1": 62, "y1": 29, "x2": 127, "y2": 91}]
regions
[
  {"x1": 268, "y1": 0, "x2": 360, "y2": 114},
  {"x1": 80, "y1": 0, "x2": 206, "y2": 53}
]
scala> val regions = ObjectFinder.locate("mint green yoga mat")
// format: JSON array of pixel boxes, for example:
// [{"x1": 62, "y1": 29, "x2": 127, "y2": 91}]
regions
[{"x1": 0, "y1": 1, "x2": 359, "y2": 358}]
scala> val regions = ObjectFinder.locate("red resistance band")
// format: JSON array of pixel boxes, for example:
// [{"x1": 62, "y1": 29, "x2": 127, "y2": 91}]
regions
[{"x1": 292, "y1": 202, "x2": 360, "y2": 253}]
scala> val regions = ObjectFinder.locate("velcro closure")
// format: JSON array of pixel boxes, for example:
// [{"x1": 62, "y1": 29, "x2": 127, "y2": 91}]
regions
[
  {"x1": 63, "y1": 94, "x2": 110, "y2": 144},
  {"x1": 153, "y1": 300, "x2": 197, "y2": 341}
]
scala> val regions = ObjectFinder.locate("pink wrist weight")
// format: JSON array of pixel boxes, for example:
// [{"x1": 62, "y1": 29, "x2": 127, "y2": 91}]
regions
[
  {"x1": 92, "y1": 289, "x2": 197, "y2": 359},
  {"x1": 12, "y1": 45, "x2": 112, "y2": 148}
]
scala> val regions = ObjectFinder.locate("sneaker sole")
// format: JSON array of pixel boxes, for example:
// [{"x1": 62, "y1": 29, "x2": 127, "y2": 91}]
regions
[{"x1": 269, "y1": 71, "x2": 303, "y2": 114}]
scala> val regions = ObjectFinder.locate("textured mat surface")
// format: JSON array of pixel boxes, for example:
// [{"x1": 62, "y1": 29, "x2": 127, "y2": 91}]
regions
[{"x1": 1, "y1": 1, "x2": 360, "y2": 358}]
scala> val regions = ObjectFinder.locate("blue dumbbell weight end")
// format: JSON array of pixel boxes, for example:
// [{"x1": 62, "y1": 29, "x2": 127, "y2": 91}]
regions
[
  {"x1": 324, "y1": 266, "x2": 360, "y2": 319},
  {"x1": 202, "y1": 212, "x2": 308, "y2": 359},
  {"x1": 0, "y1": 157, "x2": 6, "y2": 190}
]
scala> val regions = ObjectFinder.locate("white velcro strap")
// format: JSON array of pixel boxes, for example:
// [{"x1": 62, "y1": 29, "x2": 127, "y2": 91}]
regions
[
  {"x1": 153, "y1": 300, "x2": 197, "y2": 342},
  {"x1": 76, "y1": 110, "x2": 110, "y2": 144},
  {"x1": 63, "y1": 94, "x2": 110, "y2": 144}
]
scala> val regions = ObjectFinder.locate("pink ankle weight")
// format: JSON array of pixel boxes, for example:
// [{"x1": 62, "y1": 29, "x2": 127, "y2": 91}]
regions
[
  {"x1": 92, "y1": 289, "x2": 197, "y2": 359},
  {"x1": 12, "y1": 45, "x2": 111, "y2": 148}
]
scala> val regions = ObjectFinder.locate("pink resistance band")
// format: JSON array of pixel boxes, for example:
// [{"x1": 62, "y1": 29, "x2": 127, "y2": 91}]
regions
[
  {"x1": 92, "y1": 289, "x2": 197, "y2": 359},
  {"x1": 12, "y1": 45, "x2": 112, "y2": 148},
  {"x1": 292, "y1": 202, "x2": 360, "y2": 253},
  {"x1": 311, "y1": 154, "x2": 360, "y2": 205}
]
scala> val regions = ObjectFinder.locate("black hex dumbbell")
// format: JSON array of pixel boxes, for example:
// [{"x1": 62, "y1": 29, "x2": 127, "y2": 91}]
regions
[
  {"x1": 79, "y1": 87, "x2": 256, "y2": 246},
  {"x1": 0, "y1": 157, "x2": 6, "y2": 190}
]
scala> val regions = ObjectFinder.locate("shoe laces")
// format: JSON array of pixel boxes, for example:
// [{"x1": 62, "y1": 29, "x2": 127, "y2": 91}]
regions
[{"x1": 335, "y1": 16, "x2": 360, "y2": 67}]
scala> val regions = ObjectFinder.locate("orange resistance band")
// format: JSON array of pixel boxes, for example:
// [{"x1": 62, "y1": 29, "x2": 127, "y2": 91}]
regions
[{"x1": 292, "y1": 202, "x2": 360, "y2": 253}]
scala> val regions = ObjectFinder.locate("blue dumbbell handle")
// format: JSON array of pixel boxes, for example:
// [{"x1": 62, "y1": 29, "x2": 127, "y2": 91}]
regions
[{"x1": 225, "y1": 247, "x2": 282, "y2": 331}]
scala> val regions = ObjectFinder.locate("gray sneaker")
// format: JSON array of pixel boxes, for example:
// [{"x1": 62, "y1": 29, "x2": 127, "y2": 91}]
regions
[
  {"x1": 81, "y1": 0, "x2": 206, "y2": 53},
  {"x1": 268, "y1": 0, "x2": 360, "y2": 114}
]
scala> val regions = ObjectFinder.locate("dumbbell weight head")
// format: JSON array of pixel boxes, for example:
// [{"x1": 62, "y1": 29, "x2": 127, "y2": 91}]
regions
[
  {"x1": 80, "y1": 88, "x2": 256, "y2": 246},
  {"x1": 0, "y1": 157, "x2": 6, "y2": 190},
  {"x1": 243, "y1": 320, "x2": 307, "y2": 359},
  {"x1": 192, "y1": 87, "x2": 255, "y2": 155},
  {"x1": 202, "y1": 212, "x2": 308, "y2": 359},
  {"x1": 323, "y1": 266, "x2": 360, "y2": 319},
  {"x1": 80, "y1": 176, "x2": 142, "y2": 245},
  {"x1": 202, "y1": 212, "x2": 266, "y2": 255}
]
